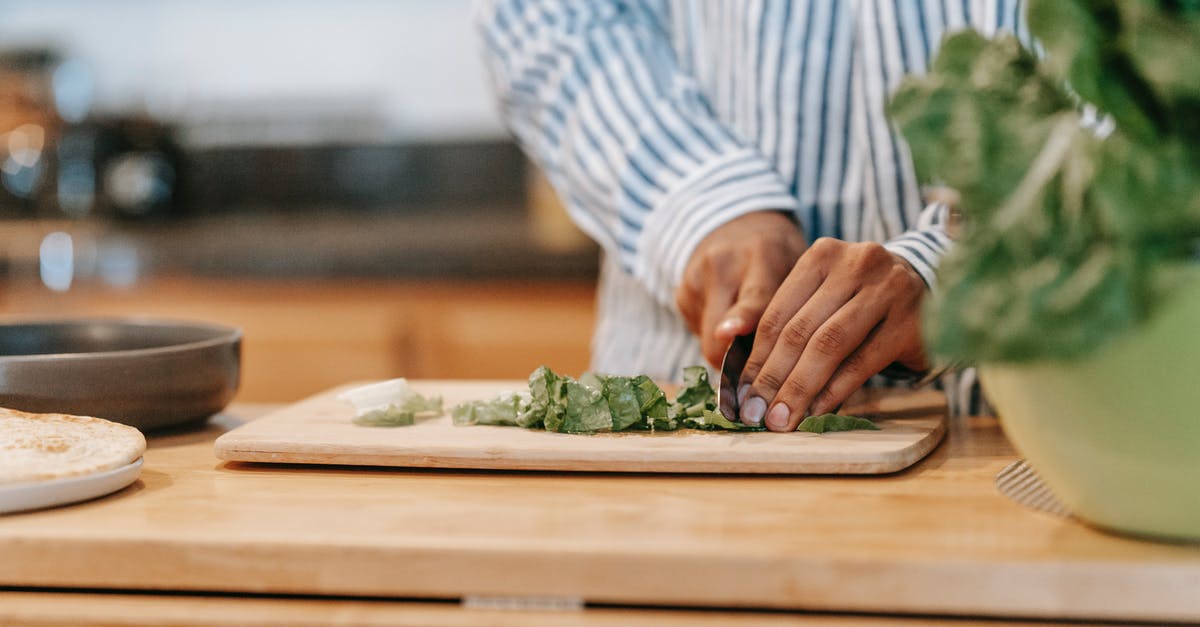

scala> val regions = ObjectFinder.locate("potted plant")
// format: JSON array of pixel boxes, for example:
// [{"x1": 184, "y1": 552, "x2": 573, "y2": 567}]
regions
[{"x1": 888, "y1": 0, "x2": 1200, "y2": 542}]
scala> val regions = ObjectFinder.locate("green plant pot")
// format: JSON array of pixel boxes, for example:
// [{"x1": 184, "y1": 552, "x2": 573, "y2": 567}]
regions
[{"x1": 980, "y1": 269, "x2": 1200, "y2": 543}]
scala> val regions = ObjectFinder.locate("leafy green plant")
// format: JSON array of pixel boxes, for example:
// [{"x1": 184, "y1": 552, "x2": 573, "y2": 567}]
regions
[{"x1": 888, "y1": 0, "x2": 1200, "y2": 363}]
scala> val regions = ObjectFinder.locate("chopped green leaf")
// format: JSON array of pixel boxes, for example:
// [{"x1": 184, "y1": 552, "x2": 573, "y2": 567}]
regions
[
  {"x1": 446, "y1": 362, "x2": 868, "y2": 432},
  {"x1": 560, "y1": 379, "x2": 613, "y2": 433},
  {"x1": 601, "y1": 375, "x2": 643, "y2": 431},
  {"x1": 631, "y1": 374, "x2": 669, "y2": 428},
  {"x1": 528, "y1": 365, "x2": 566, "y2": 432},
  {"x1": 796, "y1": 414, "x2": 880, "y2": 434},
  {"x1": 352, "y1": 407, "x2": 416, "y2": 427},
  {"x1": 451, "y1": 393, "x2": 525, "y2": 427},
  {"x1": 449, "y1": 366, "x2": 857, "y2": 435},
  {"x1": 339, "y1": 378, "x2": 443, "y2": 428},
  {"x1": 684, "y1": 408, "x2": 763, "y2": 431}
]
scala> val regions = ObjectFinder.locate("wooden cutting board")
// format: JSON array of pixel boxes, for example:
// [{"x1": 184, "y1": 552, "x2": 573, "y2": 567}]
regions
[{"x1": 214, "y1": 380, "x2": 947, "y2": 474}]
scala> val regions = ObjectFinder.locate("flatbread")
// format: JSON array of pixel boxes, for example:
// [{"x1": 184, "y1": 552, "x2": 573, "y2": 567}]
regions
[{"x1": 0, "y1": 408, "x2": 146, "y2": 485}]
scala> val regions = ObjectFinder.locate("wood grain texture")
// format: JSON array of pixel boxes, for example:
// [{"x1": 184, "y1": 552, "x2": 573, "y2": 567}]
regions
[
  {"x1": 2, "y1": 403, "x2": 1199, "y2": 622},
  {"x1": 213, "y1": 381, "x2": 948, "y2": 474},
  {"x1": 0, "y1": 591, "x2": 1064, "y2": 627}
]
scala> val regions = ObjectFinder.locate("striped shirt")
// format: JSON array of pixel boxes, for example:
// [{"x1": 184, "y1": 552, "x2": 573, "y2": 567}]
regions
[{"x1": 477, "y1": 0, "x2": 1026, "y2": 413}]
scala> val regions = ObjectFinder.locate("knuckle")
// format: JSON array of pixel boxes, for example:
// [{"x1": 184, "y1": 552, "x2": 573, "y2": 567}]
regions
[
  {"x1": 810, "y1": 387, "x2": 841, "y2": 413},
  {"x1": 851, "y1": 242, "x2": 888, "y2": 271},
  {"x1": 813, "y1": 324, "x2": 849, "y2": 357},
  {"x1": 779, "y1": 318, "x2": 816, "y2": 351},
  {"x1": 885, "y1": 267, "x2": 916, "y2": 292},
  {"x1": 807, "y1": 237, "x2": 841, "y2": 261},
  {"x1": 754, "y1": 369, "x2": 787, "y2": 393},
  {"x1": 757, "y1": 308, "x2": 789, "y2": 338},
  {"x1": 778, "y1": 378, "x2": 814, "y2": 404},
  {"x1": 886, "y1": 266, "x2": 924, "y2": 297},
  {"x1": 862, "y1": 241, "x2": 889, "y2": 259},
  {"x1": 839, "y1": 350, "x2": 868, "y2": 377}
]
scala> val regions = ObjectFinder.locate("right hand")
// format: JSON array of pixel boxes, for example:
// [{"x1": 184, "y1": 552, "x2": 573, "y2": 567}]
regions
[{"x1": 674, "y1": 211, "x2": 807, "y2": 368}]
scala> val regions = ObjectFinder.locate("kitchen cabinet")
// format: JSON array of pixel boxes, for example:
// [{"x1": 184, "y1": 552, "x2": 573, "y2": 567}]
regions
[{"x1": 0, "y1": 276, "x2": 596, "y2": 402}]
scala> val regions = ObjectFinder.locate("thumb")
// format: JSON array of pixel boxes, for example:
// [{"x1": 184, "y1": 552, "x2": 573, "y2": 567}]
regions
[
  {"x1": 714, "y1": 270, "x2": 777, "y2": 344},
  {"x1": 714, "y1": 314, "x2": 755, "y2": 347}
]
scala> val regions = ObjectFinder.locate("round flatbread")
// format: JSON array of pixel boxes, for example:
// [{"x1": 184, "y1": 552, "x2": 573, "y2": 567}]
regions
[{"x1": 0, "y1": 408, "x2": 146, "y2": 485}]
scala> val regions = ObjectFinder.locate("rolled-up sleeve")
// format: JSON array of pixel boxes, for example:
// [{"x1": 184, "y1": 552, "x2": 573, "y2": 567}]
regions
[{"x1": 883, "y1": 201, "x2": 953, "y2": 289}]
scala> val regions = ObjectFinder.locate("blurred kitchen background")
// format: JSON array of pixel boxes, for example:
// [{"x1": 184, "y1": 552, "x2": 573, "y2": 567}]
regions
[{"x1": 0, "y1": 0, "x2": 599, "y2": 400}]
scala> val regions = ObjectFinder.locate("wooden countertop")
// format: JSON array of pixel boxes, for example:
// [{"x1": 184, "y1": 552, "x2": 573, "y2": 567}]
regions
[{"x1": 2, "y1": 398, "x2": 1199, "y2": 624}]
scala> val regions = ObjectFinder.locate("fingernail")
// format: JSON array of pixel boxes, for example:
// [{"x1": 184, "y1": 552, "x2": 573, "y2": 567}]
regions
[
  {"x1": 717, "y1": 317, "x2": 743, "y2": 335},
  {"x1": 737, "y1": 384, "x2": 750, "y2": 405},
  {"x1": 740, "y1": 396, "x2": 766, "y2": 425},
  {"x1": 766, "y1": 403, "x2": 791, "y2": 430}
]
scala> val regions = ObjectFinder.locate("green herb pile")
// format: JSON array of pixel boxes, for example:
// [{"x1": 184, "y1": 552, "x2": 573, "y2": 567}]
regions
[
  {"x1": 452, "y1": 365, "x2": 746, "y2": 433},
  {"x1": 887, "y1": 0, "x2": 1200, "y2": 364},
  {"x1": 351, "y1": 393, "x2": 443, "y2": 427},
  {"x1": 451, "y1": 365, "x2": 877, "y2": 434}
]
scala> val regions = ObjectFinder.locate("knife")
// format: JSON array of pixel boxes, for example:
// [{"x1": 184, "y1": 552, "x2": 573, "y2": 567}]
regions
[{"x1": 717, "y1": 333, "x2": 754, "y2": 422}]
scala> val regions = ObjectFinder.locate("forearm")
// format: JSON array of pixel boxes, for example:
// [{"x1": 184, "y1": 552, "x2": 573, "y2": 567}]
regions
[{"x1": 475, "y1": 0, "x2": 796, "y2": 306}]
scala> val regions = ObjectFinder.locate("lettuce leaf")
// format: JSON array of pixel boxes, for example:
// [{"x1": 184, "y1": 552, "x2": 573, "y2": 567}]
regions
[
  {"x1": 448, "y1": 366, "x2": 875, "y2": 436},
  {"x1": 450, "y1": 365, "x2": 763, "y2": 434},
  {"x1": 796, "y1": 414, "x2": 880, "y2": 433}
]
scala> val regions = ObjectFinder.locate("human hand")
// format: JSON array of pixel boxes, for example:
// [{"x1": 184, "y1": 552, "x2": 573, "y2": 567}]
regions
[
  {"x1": 675, "y1": 211, "x2": 806, "y2": 368},
  {"x1": 737, "y1": 238, "x2": 928, "y2": 431}
]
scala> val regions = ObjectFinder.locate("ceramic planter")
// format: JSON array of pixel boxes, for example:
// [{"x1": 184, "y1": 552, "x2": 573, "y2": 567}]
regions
[{"x1": 980, "y1": 269, "x2": 1200, "y2": 542}]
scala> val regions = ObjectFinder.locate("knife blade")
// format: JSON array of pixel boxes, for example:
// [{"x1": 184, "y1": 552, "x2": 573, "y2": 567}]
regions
[{"x1": 717, "y1": 333, "x2": 754, "y2": 422}]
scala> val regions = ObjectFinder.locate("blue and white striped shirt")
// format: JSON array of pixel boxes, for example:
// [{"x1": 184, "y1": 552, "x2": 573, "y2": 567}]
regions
[{"x1": 477, "y1": 0, "x2": 1025, "y2": 408}]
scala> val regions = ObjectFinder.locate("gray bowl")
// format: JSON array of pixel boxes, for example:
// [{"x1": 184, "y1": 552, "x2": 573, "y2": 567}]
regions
[{"x1": 0, "y1": 318, "x2": 242, "y2": 431}]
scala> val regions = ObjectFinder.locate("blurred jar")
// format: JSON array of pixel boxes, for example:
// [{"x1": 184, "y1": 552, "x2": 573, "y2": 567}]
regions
[
  {"x1": 0, "y1": 48, "x2": 62, "y2": 216},
  {"x1": 90, "y1": 117, "x2": 184, "y2": 221},
  {"x1": 0, "y1": 48, "x2": 181, "y2": 221}
]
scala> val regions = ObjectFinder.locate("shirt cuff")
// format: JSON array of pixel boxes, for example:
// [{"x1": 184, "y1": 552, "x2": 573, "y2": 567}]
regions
[
  {"x1": 634, "y1": 149, "x2": 798, "y2": 301},
  {"x1": 883, "y1": 202, "x2": 953, "y2": 289}
]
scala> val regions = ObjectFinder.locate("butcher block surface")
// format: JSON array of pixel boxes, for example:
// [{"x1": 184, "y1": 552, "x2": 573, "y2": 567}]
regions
[{"x1": 214, "y1": 380, "x2": 948, "y2": 474}]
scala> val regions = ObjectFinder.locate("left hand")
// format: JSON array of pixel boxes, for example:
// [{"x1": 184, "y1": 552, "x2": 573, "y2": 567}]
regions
[
  {"x1": 674, "y1": 211, "x2": 806, "y2": 369},
  {"x1": 736, "y1": 238, "x2": 929, "y2": 431}
]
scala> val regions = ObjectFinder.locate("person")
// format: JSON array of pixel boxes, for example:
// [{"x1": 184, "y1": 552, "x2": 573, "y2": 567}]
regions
[{"x1": 476, "y1": 0, "x2": 1026, "y2": 428}]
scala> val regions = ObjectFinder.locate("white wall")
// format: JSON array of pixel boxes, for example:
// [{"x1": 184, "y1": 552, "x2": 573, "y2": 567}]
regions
[{"x1": 0, "y1": 0, "x2": 509, "y2": 144}]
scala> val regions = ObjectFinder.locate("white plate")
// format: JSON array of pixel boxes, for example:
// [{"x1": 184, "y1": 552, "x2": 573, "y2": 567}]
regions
[{"x1": 0, "y1": 458, "x2": 143, "y2": 515}]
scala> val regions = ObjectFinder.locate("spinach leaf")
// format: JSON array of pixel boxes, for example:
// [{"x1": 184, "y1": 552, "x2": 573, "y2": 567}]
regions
[
  {"x1": 353, "y1": 407, "x2": 416, "y2": 427},
  {"x1": 450, "y1": 365, "x2": 767, "y2": 434},
  {"x1": 341, "y1": 379, "x2": 443, "y2": 427},
  {"x1": 449, "y1": 366, "x2": 877, "y2": 435},
  {"x1": 451, "y1": 393, "x2": 525, "y2": 427},
  {"x1": 796, "y1": 414, "x2": 880, "y2": 434},
  {"x1": 560, "y1": 379, "x2": 614, "y2": 433}
]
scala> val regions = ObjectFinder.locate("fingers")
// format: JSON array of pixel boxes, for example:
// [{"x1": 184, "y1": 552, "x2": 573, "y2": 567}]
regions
[
  {"x1": 676, "y1": 211, "x2": 808, "y2": 371},
  {"x1": 806, "y1": 322, "x2": 902, "y2": 416},
  {"x1": 698, "y1": 262, "x2": 739, "y2": 367},
  {"x1": 751, "y1": 291, "x2": 890, "y2": 430},
  {"x1": 736, "y1": 239, "x2": 928, "y2": 431},
  {"x1": 675, "y1": 270, "x2": 705, "y2": 336},
  {"x1": 735, "y1": 242, "x2": 831, "y2": 424},
  {"x1": 713, "y1": 258, "x2": 781, "y2": 346}
]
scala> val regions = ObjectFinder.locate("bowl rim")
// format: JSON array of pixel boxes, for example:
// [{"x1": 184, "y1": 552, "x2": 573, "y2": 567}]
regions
[{"x1": 0, "y1": 316, "x2": 243, "y2": 362}]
